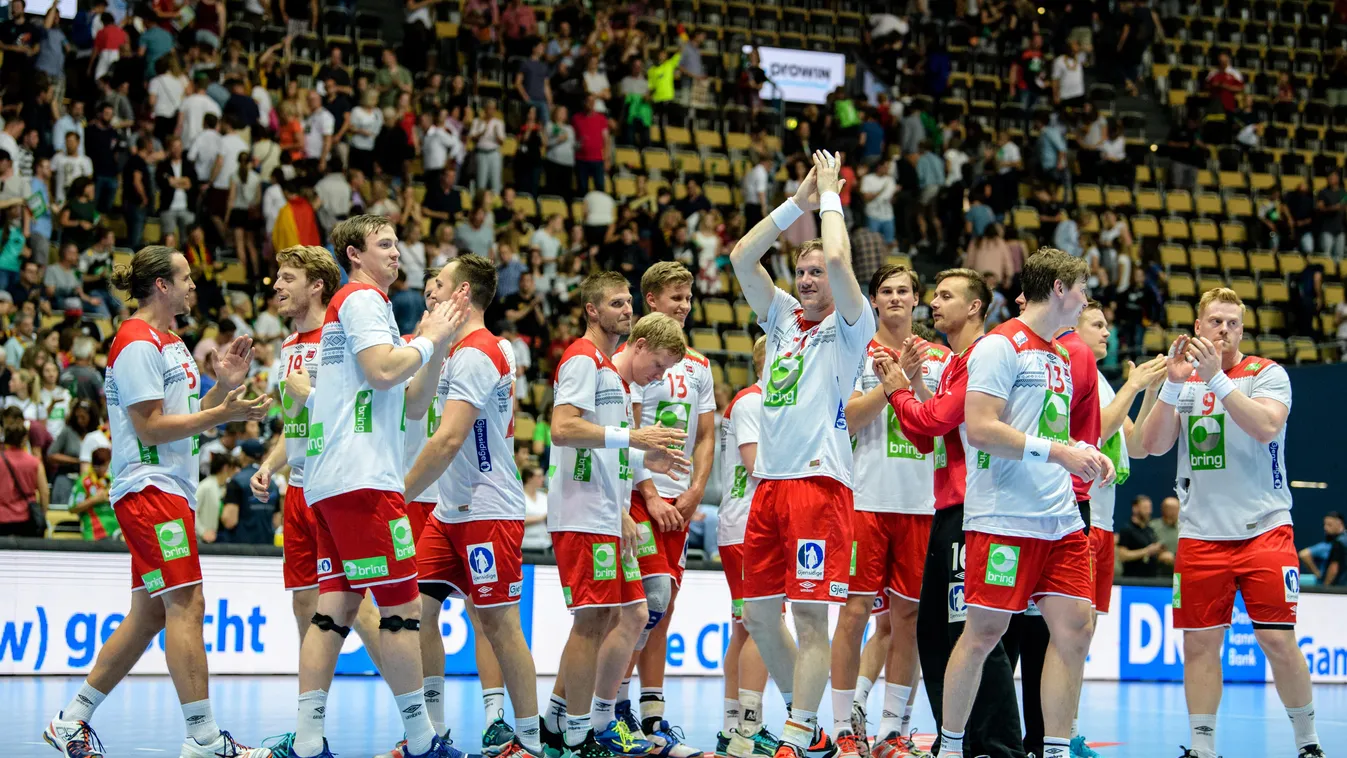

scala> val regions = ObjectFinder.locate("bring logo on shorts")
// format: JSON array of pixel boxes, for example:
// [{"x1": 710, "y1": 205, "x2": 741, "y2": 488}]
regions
[
  {"x1": 390, "y1": 516, "x2": 416, "y2": 561},
  {"x1": 592, "y1": 542, "x2": 618, "y2": 580},
  {"x1": 985, "y1": 543, "x2": 1020, "y2": 587},
  {"x1": 154, "y1": 519, "x2": 192, "y2": 562}
]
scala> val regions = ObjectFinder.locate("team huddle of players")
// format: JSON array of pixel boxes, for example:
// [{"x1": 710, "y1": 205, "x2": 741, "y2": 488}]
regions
[{"x1": 38, "y1": 149, "x2": 1326, "y2": 758}]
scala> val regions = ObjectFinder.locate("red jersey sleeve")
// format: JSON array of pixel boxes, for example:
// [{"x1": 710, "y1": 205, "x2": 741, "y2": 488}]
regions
[{"x1": 888, "y1": 355, "x2": 969, "y2": 453}]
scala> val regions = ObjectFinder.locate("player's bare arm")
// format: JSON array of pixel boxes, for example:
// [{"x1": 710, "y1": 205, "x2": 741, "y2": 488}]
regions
[
  {"x1": 404, "y1": 398, "x2": 478, "y2": 501},
  {"x1": 845, "y1": 387, "x2": 889, "y2": 433},
  {"x1": 1141, "y1": 336, "x2": 1196, "y2": 454},
  {"x1": 812, "y1": 150, "x2": 865, "y2": 326},
  {"x1": 551, "y1": 403, "x2": 687, "y2": 451},
  {"x1": 127, "y1": 386, "x2": 269, "y2": 447},
  {"x1": 1100, "y1": 355, "x2": 1165, "y2": 441},
  {"x1": 730, "y1": 167, "x2": 821, "y2": 317},
  {"x1": 1187, "y1": 336, "x2": 1289, "y2": 443},
  {"x1": 356, "y1": 299, "x2": 465, "y2": 391},
  {"x1": 672, "y1": 410, "x2": 717, "y2": 520},
  {"x1": 738, "y1": 441, "x2": 758, "y2": 479},
  {"x1": 966, "y1": 390, "x2": 1111, "y2": 483},
  {"x1": 250, "y1": 435, "x2": 290, "y2": 502},
  {"x1": 1122, "y1": 358, "x2": 1166, "y2": 457}
]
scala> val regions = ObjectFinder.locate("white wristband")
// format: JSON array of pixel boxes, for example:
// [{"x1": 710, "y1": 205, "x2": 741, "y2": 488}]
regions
[
  {"x1": 769, "y1": 198, "x2": 803, "y2": 230},
  {"x1": 631, "y1": 449, "x2": 647, "y2": 471},
  {"x1": 604, "y1": 426, "x2": 630, "y2": 449},
  {"x1": 1023, "y1": 436, "x2": 1052, "y2": 463},
  {"x1": 1206, "y1": 372, "x2": 1236, "y2": 401},
  {"x1": 819, "y1": 191, "x2": 843, "y2": 216},
  {"x1": 409, "y1": 336, "x2": 435, "y2": 367},
  {"x1": 1158, "y1": 380, "x2": 1184, "y2": 406}
]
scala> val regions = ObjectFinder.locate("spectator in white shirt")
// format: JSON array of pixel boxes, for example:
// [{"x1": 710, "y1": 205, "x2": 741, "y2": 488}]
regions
[
  {"x1": 347, "y1": 89, "x2": 382, "y2": 177},
  {"x1": 860, "y1": 159, "x2": 898, "y2": 244},
  {"x1": 1051, "y1": 40, "x2": 1089, "y2": 109},
  {"x1": 397, "y1": 221, "x2": 429, "y2": 289},
  {"x1": 177, "y1": 73, "x2": 222, "y2": 150},
  {"x1": 148, "y1": 56, "x2": 188, "y2": 143},
  {"x1": 741, "y1": 153, "x2": 772, "y2": 226},
  {"x1": 468, "y1": 98, "x2": 506, "y2": 194},
  {"x1": 303, "y1": 89, "x2": 336, "y2": 170},
  {"x1": 520, "y1": 466, "x2": 551, "y2": 551},
  {"x1": 187, "y1": 113, "x2": 222, "y2": 182},
  {"x1": 583, "y1": 56, "x2": 612, "y2": 114},
  {"x1": 420, "y1": 109, "x2": 459, "y2": 186},
  {"x1": 51, "y1": 132, "x2": 92, "y2": 205}
]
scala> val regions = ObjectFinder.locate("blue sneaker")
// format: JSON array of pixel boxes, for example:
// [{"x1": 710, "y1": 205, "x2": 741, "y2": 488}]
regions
[
  {"x1": 259, "y1": 734, "x2": 331, "y2": 758},
  {"x1": 595, "y1": 719, "x2": 654, "y2": 757},
  {"x1": 44, "y1": 714, "x2": 106, "y2": 758},
  {"x1": 646, "y1": 721, "x2": 702, "y2": 758},
  {"x1": 377, "y1": 734, "x2": 467, "y2": 758},
  {"x1": 1070, "y1": 735, "x2": 1100, "y2": 758},
  {"x1": 615, "y1": 701, "x2": 646, "y2": 742}
]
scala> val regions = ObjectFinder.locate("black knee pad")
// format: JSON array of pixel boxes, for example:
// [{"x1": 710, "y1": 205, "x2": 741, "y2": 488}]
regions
[
  {"x1": 419, "y1": 581, "x2": 452, "y2": 603},
  {"x1": 311, "y1": 613, "x2": 351, "y2": 638},
  {"x1": 379, "y1": 615, "x2": 421, "y2": 632}
]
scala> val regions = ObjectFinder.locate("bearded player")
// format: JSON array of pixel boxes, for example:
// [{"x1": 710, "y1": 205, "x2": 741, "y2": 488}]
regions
[
  {"x1": 730, "y1": 150, "x2": 876, "y2": 758},
  {"x1": 841, "y1": 264, "x2": 948, "y2": 756},
  {"x1": 1140, "y1": 288, "x2": 1324, "y2": 758}
]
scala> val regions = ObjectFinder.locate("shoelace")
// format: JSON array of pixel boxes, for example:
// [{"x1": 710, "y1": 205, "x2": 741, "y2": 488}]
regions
[
  {"x1": 70, "y1": 723, "x2": 107, "y2": 756},
  {"x1": 612, "y1": 719, "x2": 643, "y2": 751},
  {"x1": 660, "y1": 725, "x2": 689, "y2": 744}
]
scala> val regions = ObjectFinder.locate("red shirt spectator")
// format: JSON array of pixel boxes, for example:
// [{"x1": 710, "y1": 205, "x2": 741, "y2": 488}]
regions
[
  {"x1": 92, "y1": 23, "x2": 127, "y2": 54},
  {"x1": 572, "y1": 109, "x2": 608, "y2": 163},
  {"x1": 500, "y1": 0, "x2": 538, "y2": 41},
  {"x1": 1206, "y1": 54, "x2": 1245, "y2": 113}
]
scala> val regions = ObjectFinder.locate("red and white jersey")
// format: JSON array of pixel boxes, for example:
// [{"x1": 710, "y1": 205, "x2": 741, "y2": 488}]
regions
[
  {"x1": 304, "y1": 283, "x2": 406, "y2": 504},
  {"x1": 963, "y1": 318, "x2": 1082, "y2": 538},
  {"x1": 432, "y1": 328, "x2": 524, "y2": 523},
  {"x1": 1172, "y1": 355, "x2": 1293, "y2": 541},
  {"x1": 624, "y1": 344, "x2": 716, "y2": 499},
  {"x1": 105, "y1": 319, "x2": 201, "y2": 507},
  {"x1": 546, "y1": 338, "x2": 635, "y2": 537},
  {"x1": 717, "y1": 384, "x2": 762, "y2": 547},
  {"x1": 1088, "y1": 369, "x2": 1127, "y2": 532},
  {"x1": 402, "y1": 335, "x2": 440, "y2": 505},
  {"x1": 279, "y1": 328, "x2": 321, "y2": 488},
  {"x1": 756, "y1": 287, "x2": 876, "y2": 485},
  {"x1": 851, "y1": 339, "x2": 951, "y2": 514}
]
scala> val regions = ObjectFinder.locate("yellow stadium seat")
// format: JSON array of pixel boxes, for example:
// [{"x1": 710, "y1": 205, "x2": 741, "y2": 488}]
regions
[
  {"x1": 704, "y1": 153, "x2": 732, "y2": 178},
  {"x1": 1290, "y1": 336, "x2": 1319, "y2": 363},
  {"x1": 1225, "y1": 194, "x2": 1254, "y2": 218},
  {"x1": 1219, "y1": 248, "x2": 1247, "y2": 272},
  {"x1": 1166, "y1": 301, "x2": 1196, "y2": 326},
  {"x1": 1012, "y1": 206, "x2": 1041, "y2": 231},
  {"x1": 1220, "y1": 222, "x2": 1247, "y2": 245},
  {"x1": 723, "y1": 330, "x2": 755, "y2": 355},
  {"x1": 1219, "y1": 171, "x2": 1248, "y2": 190},
  {"x1": 1249, "y1": 173, "x2": 1277, "y2": 192},
  {"x1": 513, "y1": 193, "x2": 537, "y2": 217},
  {"x1": 530, "y1": 381, "x2": 550, "y2": 409},
  {"x1": 1195, "y1": 192, "x2": 1224, "y2": 216},
  {"x1": 643, "y1": 149, "x2": 673, "y2": 172},
  {"x1": 1279, "y1": 253, "x2": 1306, "y2": 277},
  {"x1": 734, "y1": 300, "x2": 755, "y2": 327},
  {"x1": 1325, "y1": 282, "x2": 1345, "y2": 306},
  {"x1": 726, "y1": 361, "x2": 752, "y2": 388},
  {"x1": 695, "y1": 130, "x2": 724, "y2": 150},
  {"x1": 1162, "y1": 217, "x2": 1190, "y2": 240},
  {"x1": 690, "y1": 328, "x2": 722, "y2": 353},
  {"x1": 1308, "y1": 254, "x2": 1338, "y2": 277},
  {"x1": 709, "y1": 359, "x2": 726, "y2": 385},
  {"x1": 1105, "y1": 185, "x2": 1134, "y2": 208},
  {"x1": 705, "y1": 182, "x2": 733, "y2": 206},
  {"x1": 725, "y1": 131, "x2": 751, "y2": 151},
  {"x1": 1197, "y1": 274, "x2": 1226, "y2": 294},
  {"x1": 1131, "y1": 214, "x2": 1160, "y2": 239},
  {"x1": 615, "y1": 146, "x2": 643, "y2": 170},
  {"x1": 1190, "y1": 219, "x2": 1219, "y2": 244},
  {"x1": 1247, "y1": 250, "x2": 1278, "y2": 276},
  {"x1": 675, "y1": 150, "x2": 702, "y2": 174},
  {"x1": 538, "y1": 195, "x2": 569, "y2": 220},
  {"x1": 1159, "y1": 244, "x2": 1189, "y2": 269},
  {"x1": 1143, "y1": 326, "x2": 1166, "y2": 353},
  {"x1": 1242, "y1": 308, "x2": 1257, "y2": 332},
  {"x1": 664, "y1": 126, "x2": 693, "y2": 148},
  {"x1": 1257, "y1": 336, "x2": 1289, "y2": 361},
  {"x1": 1228, "y1": 276, "x2": 1258, "y2": 301},
  {"x1": 1168, "y1": 273, "x2": 1197, "y2": 298},
  {"x1": 1239, "y1": 336, "x2": 1257, "y2": 355},
  {"x1": 703, "y1": 298, "x2": 735, "y2": 327},
  {"x1": 1166, "y1": 190, "x2": 1195, "y2": 215},
  {"x1": 1137, "y1": 188, "x2": 1165, "y2": 213},
  {"x1": 1257, "y1": 307, "x2": 1285, "y2": 333},
  {"x1": 1075, "y1": 184, "x2": 1103, "y2": 209},
  {"x1": 1261, "y1": 280, "x2": 1290, "y2": 304},
  {"x1": 515, "y1": 414, "x2": 536, "y2": 441},
  {"x1": 1189, "y1": 245, "x2": 1218, "y2": 270}
]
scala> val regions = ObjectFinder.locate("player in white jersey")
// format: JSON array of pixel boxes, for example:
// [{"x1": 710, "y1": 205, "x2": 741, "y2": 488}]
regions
[
  {"x1": 612, "y1": 262, "x2": 714, "y2": 758},
  {"x1": 934, "y1": 250, "x2": 1113, "y2": 758},
  {"x1": 716, "y1": 337, "x2": 779, "y2": 758},
  {"x1": 541, "y1": 273, "x2": 691, "y2": 758},
  {"x1": 45, "y1": 246, "x2": 273, "y2": 758},
  {"x1": 276, "y1": 216, "x2": 469, "y2": 758},
  {"x1": 730, "y1": 151, "x2": 876, "y2": 758},
  {"x1": 841, "y1": 264, "x2": 948, "y2": 756},
  {"x1": 248, "y1": 246, "x2": 384, "y2": 665},
  {"x1": 387, "y1": 256, "x2": 542, "y2": 758},
  {"x1": 1140, "y1": 288, "x2": 1324, "y2": 758}
]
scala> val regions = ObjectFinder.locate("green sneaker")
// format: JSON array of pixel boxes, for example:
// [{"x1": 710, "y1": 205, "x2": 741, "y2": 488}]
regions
[
  {"x1": 484, "y1": 718, "x2": 518, "y2": 757},
  {"x1": 716, "y1": 731, "x2": 733, "y2": 758},
  {"x1": 751, "y1": 728, "x2": 781, "y2": 757}
]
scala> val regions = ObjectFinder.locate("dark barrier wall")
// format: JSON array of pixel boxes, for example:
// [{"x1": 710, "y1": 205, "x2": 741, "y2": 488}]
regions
[{"x1": 1114, "y1": 362, "x2": 1346, "y2": 549}]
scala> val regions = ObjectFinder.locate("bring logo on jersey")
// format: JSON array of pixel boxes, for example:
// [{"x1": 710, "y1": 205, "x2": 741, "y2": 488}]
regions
[
  {"x1": 1188, "y1": 414, "x2": 1226, "y2": 470},
  {"x1": 1039, "y1": 389, "x2": 1071, "y2": 442},
  {"x1": 765, "y1": 354, "x2": 804, "y2": 406},
  {"x1": 886, "y1": 406, "x2": 924, "y2": 459},
  {"x1": 655, "y1": 400, "x2": 690, "y2": 430}
]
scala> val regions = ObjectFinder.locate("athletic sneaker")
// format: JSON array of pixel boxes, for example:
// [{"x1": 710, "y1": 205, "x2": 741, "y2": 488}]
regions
[
  {"x1": 180, "y1": 731, "x2": 273, "y2": 757},
  {"x1": 498, "y1": 738, "x2": 544, "y2": 758},
  {"x1": 565, "y1": 732, "x2": 619, "y2": 758},
  {"x1": 371, "y1": 734, "x2": 468, "y2": 758},
  {"x1": 541, "y1": 722, "x2": 568, "y2": 758},
  {"x1": 716, "y1": 732, "x2": 733, "y2": 757},
  {"x1": 484, "y1": 718, "x2": 519, "y2": 756},
  {"x1": 1070, "y1": 735, "x2": 1100, "y2": 758},
  {"x1": 647, "y1": 720, "x2": 703, "y2": 758},
  {"x1": 616, "y1": 701, "x2": 648, "y2": 742},
  {"x1": 595, "y1": 718, "x2": 655, "y2": 757},
  {"x1": 771, "y1": 743, "x2": 804, "y2": 758},
  {"x1": 848, "y1": 704, "x2": 870, "y2": 758},
  {"x1": 748, "y1": 727, "x2": 781, "y2": 757},
  {"x1": 1299, "y1": 746, "x2": 1326, "y2": 758},
  {"x1": 44, "y1": 715, "x2": 105, "y2": 758},
  {"x1": 257, "y1": 734, "x2": 329, "y2": 758},
  {"x1": 833, "y1": 731, "x2": 862, "y2": 758},
  {"x1": 1176, "y1": 749, "x2": 1220, "y2": 758},
  {"x1": 805, "y1": 728, "x2": 838, "y2": 758}
]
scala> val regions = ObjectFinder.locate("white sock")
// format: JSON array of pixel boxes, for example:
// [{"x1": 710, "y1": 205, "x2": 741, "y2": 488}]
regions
[
  {"x1": 423, "y1": 676, "x2": 446, "y2": 737},
  {"x1": 294, "y1": 690, "x2": 328, "y2": 758},
  {"x1": 854, "y1": 676, "x2": 874, "y2": 708},
  {"x1": 592, "y1": 696, "x2": 616, "y2": 729},
  {"x1": 902, "y1": 699, "x2": 914, "y2": 734},
  {"x1": 1043, "y1": 736, "x2": 1070, "y2": 758},
  {"x1": 63, "y1": 682, "x2": 106, "y2": 722},
  {"x1": 517, "y1": 714, "x2": 542, "y2": 753},
  {"x1": 781, "y1": 719, "x2": 813, "y2": 750},
  {"x1": 1071, "y1": 718, "x2": 1079, "y2": 739},
  {"x1": 831, "y1": 688, "x2": 855, "y2": 735},
  {"x1": 546, "y1": 694, "x2": 567, "y2": 734},
  {"x1": 1189, "y1": 714, "x2": 1217, "y2": 758},
  {"x1": 792, "y1": 709, "x2": 818, "y2": 735},
  {"x1": 564, "y1": 712, "x2": 592, "y2": 747},
  {"x1": 739, "y1": 690, "x2": 763, "y2": 736},
  {"x1": 936, "y1": 727, "x2": 964, "y2": 757},
  {"x1": 878, "y1": 683, "x2": 912, "y2": 739},
  {"x1": 619, "y1": 677, "x2": 634, "y2": 706},
  {"x1": 394, "y1": 688, "x2": 436, "y2": 756},
  {"x1": 483, "y1": 687, "x2": 507, "y2": 724},
  {"x1": 182, "y1": 699, "x2": 219, "y2": 745},
  {"x1": 1287, "y1": 703, "x2": 1319, "y2": 750},
  {"x1": 723, "y1": 698, "x2": 741, "y2": 733}
]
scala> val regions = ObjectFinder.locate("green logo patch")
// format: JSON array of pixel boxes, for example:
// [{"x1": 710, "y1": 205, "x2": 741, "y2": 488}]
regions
[
  {"x1": 622, "y1": 552, "x2": 641, "y2": 582},
  {"x1": 977, "y1": 450, "x2": 991, "y2": 469},
  {"x1": 563, "y1": 586, "x2": 574, "y2": 606},
  {"x1": 1172, "y1": 573, "x2": 1182, "y2": 608},
  {"x1": 655, "y1": 401, "x2": 691, "y2": 432},
  {"x1": 427, "y1": 398, "x2": 442, "y2": 436},
  {"x1": 390, "y1": 516, "x2": 416, "y2": 561},
  {"x1": 731, "y1": 598, "x2": 744, "y2": 619},
  {"x1": 850, "y1": 541, "x2": 858, "y2": 577},
  {"x1": 572, "y1": 449, "x2": 594, "y2": 481},
  {"x1": 765, "y1": 355, "x2": 803, "y2": 407},
  {"x1": 138, "y1": 439, "x2": 159, "y2": 465},
  {"x1": 592, "y1": 542, "x2": 618, "y2": 580},
  {"x1": 141, "y1": 569, "x2": 165, "y2": 594},
  {"x1": 354, "y1": 389, "x2": 374, "y2": 433},
  {"x1": 1187, "y1": 414, "x2": 1226, "y2": 470},
  {"x1": 934, "y1": 436, "x2": 948, "y2": 470},
  {"x1": 636, "y1": 521, "x2": 659, "y2": 557},
  {"x1": 886, "y1": 406, "x2": 924, "y2": 459},
  {"x1": 730, "y1": 465, "x2": 748, "y2": 498},
  {"x1": 1101, "y1": 431, "x2": 1129, "y2": 485},
  {"x1": 154, "y1": 519, "x2": 191, "y2": 562},
  {"x1": 985, "y1": 543, "x2": 1020, "y2": 587},
  {"x1": 1038, "y1": 390, "x2": 1071, "y2": 442},
  {"x1": 343, "y1": 556, "x2": 390, "y2": 581},
  {"x1": 306, "y1": 422, "x2": 325, "y2": 456}
]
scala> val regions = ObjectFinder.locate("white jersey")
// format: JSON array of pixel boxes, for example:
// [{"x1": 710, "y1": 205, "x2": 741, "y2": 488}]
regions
[
  {"x1": 432, "y1": 328, "x2": 524, "y2": 523},
  {"x1": 718, "y1": 385, "x2": 762, "y2": 547},
  {"x1": 963, "y1": 318, "x2": 1083, "y2": 539},
  {"x1": 546, "y1": 338, "x2": 636, "y2": 537},
  {"x1": 1088, "y1": 370, "x2": 1126, "y2": 531},
  {"x1": 1172, "y1": 355, "x2": 1293, "y2": 541},
  {"x1": 105, "y1": 320, "x2": 201, "y2": 507},
  {"x1": 626, "y1": 344, "x2": 716, "y2": 499},
  {"x1": 756, "y1": 287, "x2": 876, "y2": 485},
  {"x1": 851, "y1": 339, "x2": 951, "y2": 514},
  {"x1": 402, "y1": 335, "x2": 440, "y2": 505},
  {"x1": 304, "y1": 283, "x2": 407, "y2": 504},
  {"x1": 279, "y1": 327, "x2": 321, "y2": 489}
]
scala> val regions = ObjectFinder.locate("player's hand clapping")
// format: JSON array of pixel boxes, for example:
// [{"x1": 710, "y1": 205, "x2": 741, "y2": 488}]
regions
[
  {"x1": 215, "y1": 336, "x2": 255, "y2": 390},
  {"x1": 873, "y1": 351, "x2": 910, "y2": 396},
  {"x1": 631, "y1": 422, "x2": 686, "y2": 452},
  {"x1": 899, "y1": 335, "x2": 930, "y2": 381},
  {"x1": 1051, "y1": 440, "x2": 1113, "y2": 483},
  {"x1": 1185, "y1": 336, "x2": 1223, "y2": 384},
  {"x1": 220, "y1": 385, "x2": 271, "y2": 422},
  {"x1": 812, "y1": 150, "x2": 846, "y2": 195},
  {"x1": 791, "y1": 166, "x2": 821, "y2": 211},
  {"x1": 1165, "y1": 336, "x2": 1197, "y2": 384},
  {"x1": 1124, "y1": 354, "x2": 1167, "y2": 394}
]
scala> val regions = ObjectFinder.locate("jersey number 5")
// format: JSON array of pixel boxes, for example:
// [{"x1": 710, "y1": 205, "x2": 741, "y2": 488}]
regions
[{"x1": 182, "y1": 362, "x2": 197, "y2": 390}]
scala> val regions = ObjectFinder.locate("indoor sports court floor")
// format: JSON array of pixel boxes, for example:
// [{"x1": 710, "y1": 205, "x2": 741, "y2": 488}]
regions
[{"x1": 5, "y1": 676, "x2": 1346, "y2": 757}]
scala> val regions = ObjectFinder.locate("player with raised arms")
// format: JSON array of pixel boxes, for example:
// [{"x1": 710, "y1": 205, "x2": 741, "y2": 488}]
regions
[
  {"x1": 1139, "y1": 288, "x2": 1324, "y2": 758},
  {"x1": 45, "y1": 245, "x2": 272, "y2": 758},
  {"x1": 729, "y1": 149, "x2": 876, "y2": 758}
]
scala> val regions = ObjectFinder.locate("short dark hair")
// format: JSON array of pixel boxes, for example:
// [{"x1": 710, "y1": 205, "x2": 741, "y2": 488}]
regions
[
  {"x1": 934, "y1": 267, "x2": 992, "y2": 322},
  {"x1": 580, "y1": 271, "x2": 629, "y2": 322},
  {"x1": 1021, "y1": 248, "x2": 1089, "y2": 304},
  {"x1": 450, "y1": 254, "x2": 498, "y2": 311},
  {"x1": 331, "y1": 214, "x2": 394, "y2": 273},
  {"x1": 868, "y1": 264, "x2": 922, "y2": 300}
]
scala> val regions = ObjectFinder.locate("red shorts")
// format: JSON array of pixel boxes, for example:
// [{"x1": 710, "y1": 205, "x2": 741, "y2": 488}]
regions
[
  {"x1": 1089, "y1": 527, "x2": 1115, "y2": 614},
  {"x1": 312, "y1": 488, "x2": 420, "y2": 607},
  {"x1": 850, "y1": 511, "x2": 932, "y2": 603},
  {"x1": 721, "y1": 543, "x2": 746, "y2": 622},
  {"x1": 964, "y1": 529, "x2": 1093, "y2": 613},
  {"x1": 1173, "y1": 525, "x2": 1299, "y2": 630},
  {"x1": 628, "y1": 494, "x2": 691, "y2": 586},
  {"x1": 417, "y1": 517, "x2": 525, "y2": 607},
  {"x1": 552, "y1": 531, "x2": 646, "y2": 610},
  {"x1": 282, "y1": 486, "x2": 319, "y2": 591},
  {"x1": 404, "y1": 499, "x2": 435, "y2": 548},
  {"x1": 743, "y1": 476, "x2": 854, "y2": 604},
  {"x1": 122, "y1": 487, "x2": 203, "y2": 597}
]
